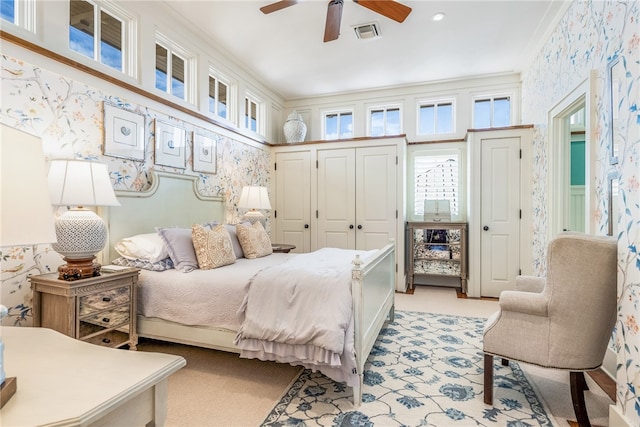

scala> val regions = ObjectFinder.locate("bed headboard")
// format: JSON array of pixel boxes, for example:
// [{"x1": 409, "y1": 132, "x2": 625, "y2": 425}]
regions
[{"x1": 103, "y1": 171, "x2": 225, "y2": 263}]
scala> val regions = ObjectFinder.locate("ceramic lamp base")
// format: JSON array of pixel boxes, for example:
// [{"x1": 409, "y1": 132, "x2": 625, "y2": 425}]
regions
[{"x1": 57, "y1": 256, "x2": 101, "y2": 281}]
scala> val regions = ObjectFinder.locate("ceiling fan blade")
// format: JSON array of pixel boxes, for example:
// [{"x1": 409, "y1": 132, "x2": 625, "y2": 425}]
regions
[
  {"x1": 260, "y1": 0, "x2": 298, "y2": 14},
  {"x1": 354, "y1": 0, "x2": 412, "y2": 23},
  {"x1": 323, "y1": 0, "x2": 344, "y2": 42}
]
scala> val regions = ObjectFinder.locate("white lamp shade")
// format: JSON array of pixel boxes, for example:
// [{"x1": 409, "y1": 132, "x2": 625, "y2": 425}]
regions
[
  {"x1": 0, "y1": 125, "x2": 57, "y2": 247},
  {"x1": 48, "y1": 160, "x2": 120, "y2": 207},
  {"x1": 238, "y1": 186, "x2": 271, "y2": 210}
]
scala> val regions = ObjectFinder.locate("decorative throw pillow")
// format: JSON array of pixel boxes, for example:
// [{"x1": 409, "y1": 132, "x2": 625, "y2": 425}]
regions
[
  {"x1": 156, "y1": 227, "x2": 199, "y2": 273},
  {"x1": 115, "y1": 233, "x2": 169, "y2": 263},
  {"x1": 112, "y1": 256, "x2": 174, "y2": 271},
  {"x1": 236, "y1": 221, "x2": 273, "y2": 259},
  {"x1": 192, "y1": 224, "x2": 236, "y2": 269},
  {"x1": 225, "y1": 223, "x2": 249, "y2": 258}
]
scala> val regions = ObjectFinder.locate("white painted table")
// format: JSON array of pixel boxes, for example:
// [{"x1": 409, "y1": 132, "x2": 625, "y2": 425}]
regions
[{"x1": 0, "y1": 327, "x2": 185, "y2": 426}]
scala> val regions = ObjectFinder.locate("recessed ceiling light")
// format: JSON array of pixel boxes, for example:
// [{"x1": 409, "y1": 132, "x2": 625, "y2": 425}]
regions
[{"x1": 432, "y1": 12, "x2": 446, "y2": 22}]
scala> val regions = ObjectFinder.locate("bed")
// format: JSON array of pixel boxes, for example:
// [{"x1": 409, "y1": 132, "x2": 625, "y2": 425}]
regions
[{"x1": 104, "y1": 171, "x2": 396, "y2": 406}]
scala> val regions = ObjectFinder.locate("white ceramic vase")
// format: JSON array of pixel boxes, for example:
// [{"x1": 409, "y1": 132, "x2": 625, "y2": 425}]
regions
[{"x1": 283, "y1": 111, "x2": 307, "y2": 143}]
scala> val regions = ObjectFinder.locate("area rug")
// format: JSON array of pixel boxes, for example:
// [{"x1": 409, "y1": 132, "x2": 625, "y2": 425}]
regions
[{"x1": 261, "y1": 311, "x2": 557, "y2": 426}]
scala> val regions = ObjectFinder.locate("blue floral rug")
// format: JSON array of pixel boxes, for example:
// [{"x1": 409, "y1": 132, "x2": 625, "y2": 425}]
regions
[{"x1": 261, "y1": 311, "x2": 556, "y2": 426}]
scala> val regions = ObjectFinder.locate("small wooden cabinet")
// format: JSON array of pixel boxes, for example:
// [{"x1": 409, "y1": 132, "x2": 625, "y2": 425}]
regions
[
  {"x1": 29, "y1": 269, "x2": 139, "y2": 349},
  {"x1": 407, "y1": 221, "x2": 468, "y2": 292}
]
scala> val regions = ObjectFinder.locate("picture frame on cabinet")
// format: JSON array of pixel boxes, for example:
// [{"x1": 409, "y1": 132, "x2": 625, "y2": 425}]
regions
[
  {"x1": 607, "y1": 56, "x2": 623, "y2": 165},
  {"x1": 154, "y1": 119, "x2": 186, "y2": 169},
  {"x1": 192, "y1": 132, "x2": 217, "y2": 174},
  {"x1": 103, "y1": 103, "x2": 146, "y2": 161}
]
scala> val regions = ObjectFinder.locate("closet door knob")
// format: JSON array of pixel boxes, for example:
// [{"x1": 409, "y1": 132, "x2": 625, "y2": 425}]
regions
[
  {"x1": 304, "y1": 224, "x2": 309, "y2": 229},
  {"x1": 357, "y1": 225, "x2": 363, "y2": 230},
  {"x1": 483, "y1": 226, "x2": 489, "y2": 231},
  {"x1": 349, "y1": 225, "x2": 354, "y2": 229}
]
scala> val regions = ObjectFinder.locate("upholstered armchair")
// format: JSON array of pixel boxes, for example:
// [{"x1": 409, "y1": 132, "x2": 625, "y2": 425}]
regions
[{"x1": 483, "y1": 232, "x2": 617, "y2": 427}]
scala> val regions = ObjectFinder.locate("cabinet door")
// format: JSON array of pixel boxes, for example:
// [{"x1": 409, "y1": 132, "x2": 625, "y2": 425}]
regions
[
  {"x1": 355, "y1": 146, "x2": 396, "y2": 250},
  {"x1": 317, "y1": 148, "x2": 356, "y2": 249},
  {"x1": 275, "y1": 151, "x2": 311, "y2": 252}
]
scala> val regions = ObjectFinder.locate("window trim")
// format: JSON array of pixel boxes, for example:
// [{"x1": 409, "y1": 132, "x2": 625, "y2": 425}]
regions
[
  {"x1": 244, "y1": 91, "x2": 264, "y2": 135},
  {"x1": 471, "y1": 93, "x2": 513, "y2": 129},
  {"x1": 416, "y1": 98, "x2": 456, "y2": 136},
  {"x1": 155, "y1": 32, "x2": 196, "y2": 104},
  {"x1": 409, "y1": 145, "x2": 466, "y2": 222},
  {"x1": 366, "y1": 103, "x2": 403, "y2": 137},
  {"x1": 321, "y1": 108, "x2": 354, "y2": 140},
  {"x1": 1, "y1": 0, "x2": 36, "y2": 33},
  {"x1": 67, "y1": 0, "x2": 136, "y2": 77},
  {"x1": 208, "y1": 67, "x2": 235, "y2": 124}
]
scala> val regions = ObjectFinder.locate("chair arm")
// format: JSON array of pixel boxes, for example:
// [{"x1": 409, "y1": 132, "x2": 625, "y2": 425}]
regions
[
  {"x1": 515, "y1": 275, "x2": 546, "y2": 293},
  {"x1": 499, "y1": 290, "x2": 548, "y2": 317}
]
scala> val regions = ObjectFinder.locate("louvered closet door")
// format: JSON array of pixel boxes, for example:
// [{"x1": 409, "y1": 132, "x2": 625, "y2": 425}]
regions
[
  {"x1": 274, "y1": 151, "x2": 311, "y2": 252},
  {"x1": 355, "y1": 145, "x2": 396, "y2": 250},
  {"x1": 317, "y1": 148, "x2": 356, "y2": 249}
]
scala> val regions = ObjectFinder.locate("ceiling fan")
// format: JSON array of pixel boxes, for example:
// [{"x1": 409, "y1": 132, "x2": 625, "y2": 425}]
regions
[{"x1": 260, "y1": 0, "x2": 412, "y2": 42}]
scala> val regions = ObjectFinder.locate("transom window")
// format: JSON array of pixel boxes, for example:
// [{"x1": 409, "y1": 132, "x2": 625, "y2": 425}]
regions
[
  {"x1": 411, "y1": 149, "x2": 462, "y2": 220},
  {"x1": 417, "y1": 100, "x2": 454, "y2": 135},
  {"x1": 323, "y1": 110, "x2": 353, "y2": 140},
  {"x1": 155, "y1": 35, "x2": 193, "y2": 102},
  {"x1": 208, "y1": 71, "x2": 230, "y2": 121},
  {"x1": 368, "y1": 105, "x2": 401, "y2": 136},
  {"x1": 1, "y1": 0, "x2": 35, "y2": 32},
  {"x1": 244, "y1": 94, "x2": 262, "y2": 134},
  {"x1": 473, "y1": 96, "x2": 511, "y2": 128},
  {"x1": 69, "y1": 0, "x2": 131, "y2": 73}
]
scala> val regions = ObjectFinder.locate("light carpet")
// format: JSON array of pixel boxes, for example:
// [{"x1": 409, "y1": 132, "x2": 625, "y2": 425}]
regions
[{"x1": 261, "y1": 310, "x2": 556, "y2": 426}]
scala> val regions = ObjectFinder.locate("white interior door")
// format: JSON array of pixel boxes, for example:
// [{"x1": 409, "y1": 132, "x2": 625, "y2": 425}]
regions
[
  {"x1": 274, "y1": 151, "x2": 311, "y2": 252},
  {"x1": 355, "y1": 146, "x2": 396, "y2": 250},
  {"x1": 317, "y1": 148, "x2": 356, "y2": 249},
  {"x1": 480, "y1": 137, "x2": 521, "y2": 297}
]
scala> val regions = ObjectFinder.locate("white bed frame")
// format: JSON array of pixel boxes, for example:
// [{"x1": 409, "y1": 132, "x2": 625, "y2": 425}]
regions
[{"x1": 104, "y1": 171, "x2": 396, "y2": 406}]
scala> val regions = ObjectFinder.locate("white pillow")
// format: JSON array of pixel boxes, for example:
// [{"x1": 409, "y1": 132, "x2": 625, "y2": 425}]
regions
[{"x1": 115, "y1": 233, "x2": 169, "y2": 263}]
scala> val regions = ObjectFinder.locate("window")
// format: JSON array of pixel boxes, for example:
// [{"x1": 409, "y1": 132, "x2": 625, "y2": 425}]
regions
[
  {"x1": 369, "y1": 105, "x2": 401, "y2": 136},
  {"x1": 244, "y1": 95, "x2": 262, "y2": 133},
  {"x1": 473, "y1": 96, "x2": 511, "y2": 128},
  {"x1": 155, "y1": 35, "x2": 193, "y2": 102},
  {"x1": 208, "y1": 71, "x2": 229, "y2": 120},
  {"x1": 69, "y1": 0, "x2": 129, "y2": 73},
  {"x1": 323, "y1": 110, "x2": 353, "y2": 140},
  {"x1": 2, "y1": 0, "x2": 36, "y2": 32},
  {"x1": 411, "y1": 150, "x2": 462, "y2": 220},
  {"x1": 417, "y1": 101, "x2": 454, "y2": 135}
]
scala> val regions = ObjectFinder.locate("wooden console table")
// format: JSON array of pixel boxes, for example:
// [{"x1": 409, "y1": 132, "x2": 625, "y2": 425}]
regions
[{"x1": 0, "y1": 326, "x2": 185, "y2": 426}]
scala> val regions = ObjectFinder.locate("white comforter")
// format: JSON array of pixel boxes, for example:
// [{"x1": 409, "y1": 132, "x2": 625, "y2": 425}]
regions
[{"x1": 234, "y1": 247, "x2": 374, "y2": 386}]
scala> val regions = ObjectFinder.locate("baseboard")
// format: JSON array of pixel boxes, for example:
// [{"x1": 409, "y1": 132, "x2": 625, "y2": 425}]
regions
[{"x1": 609, "y1": 404, "x2": 634, "y2": 427}]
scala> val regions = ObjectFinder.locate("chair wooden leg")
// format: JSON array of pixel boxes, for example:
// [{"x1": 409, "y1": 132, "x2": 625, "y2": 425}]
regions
[
  {"x1": 570, "y1": 371, "x2": 591, "y2": 427},
  {"x1": 484, "y1": 354, "x2": 494, "y2": 404}
]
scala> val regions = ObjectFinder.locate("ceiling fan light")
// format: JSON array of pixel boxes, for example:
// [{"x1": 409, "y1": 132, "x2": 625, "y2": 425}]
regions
[{"x1": 353, "y1": 22, "x2": 380, "y2": 40}]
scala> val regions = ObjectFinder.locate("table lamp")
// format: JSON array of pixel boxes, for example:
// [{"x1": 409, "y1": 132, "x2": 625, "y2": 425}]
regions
[
  {"x1": 48, "y1": 159, "x2": 120, "y2": 280},
  {"x1": 238, "y1": 186, "x2": 271, "y2": 225},
  {"x1": 0, "y1": 124, "x2": 58, "y2": 406}
]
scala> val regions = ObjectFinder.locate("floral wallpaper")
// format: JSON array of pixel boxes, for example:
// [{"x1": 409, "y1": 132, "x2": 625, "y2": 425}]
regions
[
  {"x1": 0, "y1": 53, "x2": 270, "y2": 327},
  {"x1": 521, "y1": 0, "x2": 639, "y2": 423}
]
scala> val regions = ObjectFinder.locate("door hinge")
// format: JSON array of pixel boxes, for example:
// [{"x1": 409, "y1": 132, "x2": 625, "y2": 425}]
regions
[
  {"x1": 519, "y1": 209, "x2": 522, "y2": 219},
  {"x1": 316, "y1": 160, "x2": 319, "y2": 169},
  {"x1": 396, "y1": 156, "x2": 398, "y2": 165},
  {"x1": 274, "y1": 210, "x2": 277, "y2": 218},
  {"x1": 396, "y1": 263, "x2": 398, "y2": 272},
  {"x1": 316, "y1": 210, "x2": 318, "y2": 219},
  {"x1": 519, "y1": 268, "x2": 522, "y2": 275},
  {"x1": 396, "y1": 209, "x2": 398, "y2": 219},
  {"x1": 274, "y1": 162, "x2": 277, "y2": 170},
  {"x1": 519, "y1": 149, "x2": 522, "y2": 159}
]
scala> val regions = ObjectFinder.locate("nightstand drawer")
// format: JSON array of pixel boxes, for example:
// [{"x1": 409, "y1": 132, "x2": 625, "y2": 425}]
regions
[
  {"x1": 79, "y1": 286, "x2": 130, "y2": 315},
  {"x1": 81, "y1": 328, "x2": 131, "y2": 348},
  {"x1": 80, "y1": 306, "x2": 130, "y2": 332}
]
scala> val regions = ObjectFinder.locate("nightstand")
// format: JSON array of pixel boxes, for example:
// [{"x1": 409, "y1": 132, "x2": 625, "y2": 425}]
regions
[
  {"x1": 29, "y1": 268, "x2": 139, "y2": 350},
  {"x1": 271, "y1": 243, "x2": 296, "y2": 253}
]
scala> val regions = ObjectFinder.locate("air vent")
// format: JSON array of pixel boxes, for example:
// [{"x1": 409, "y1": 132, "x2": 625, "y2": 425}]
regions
[{"x1": 353, "y1": 22, "x2": 380, "y2": 40}]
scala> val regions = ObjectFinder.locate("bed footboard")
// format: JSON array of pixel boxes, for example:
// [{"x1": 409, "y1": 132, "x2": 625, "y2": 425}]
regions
[{"x1": 351, "y1": 241, "x2": 396, "y2": 406}]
